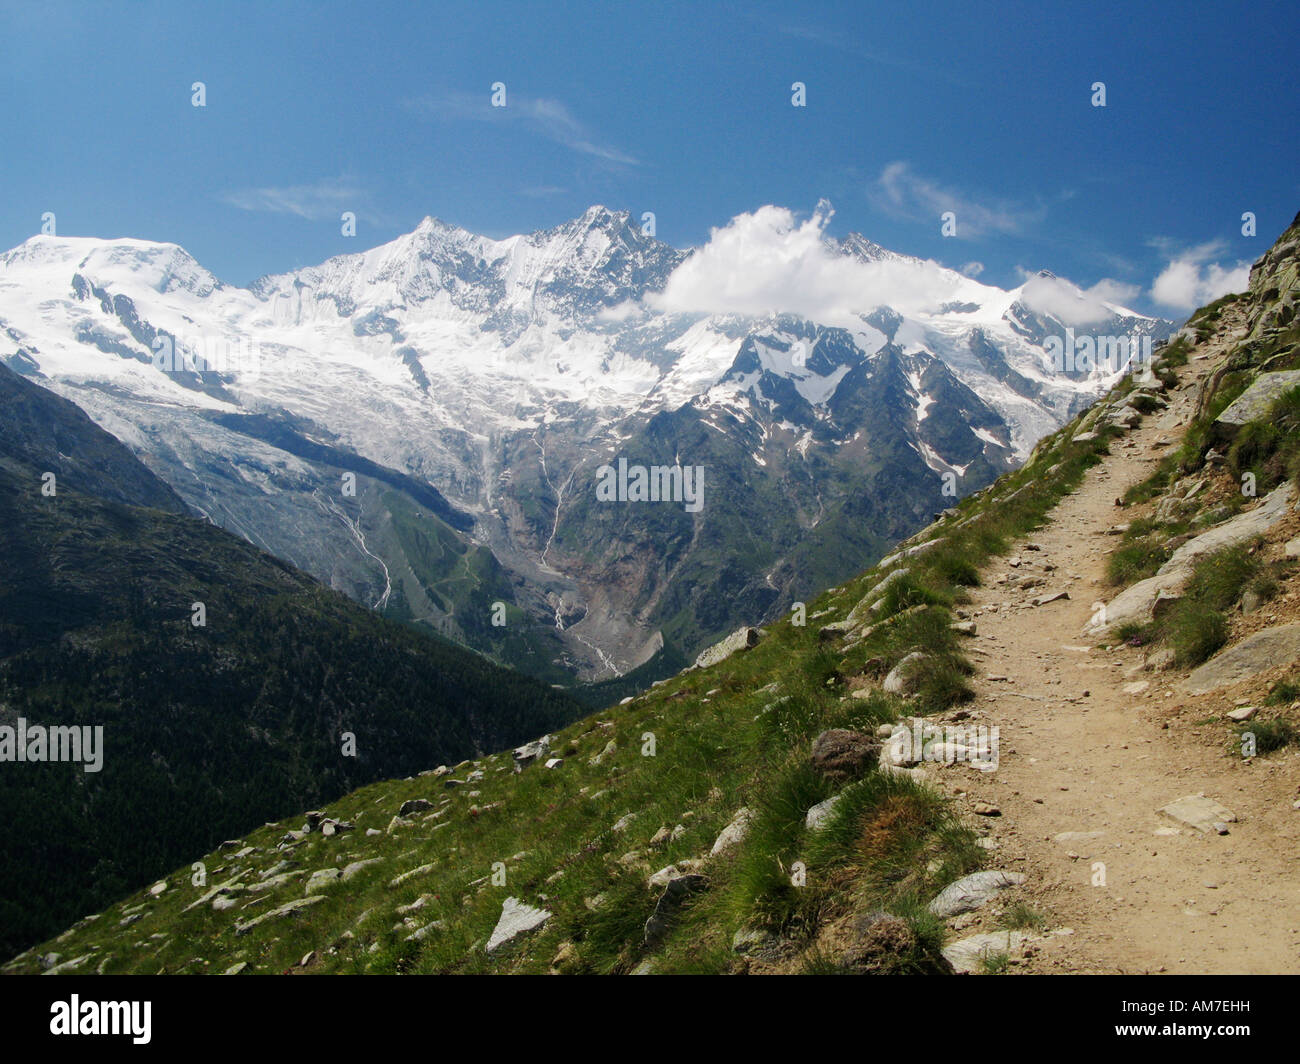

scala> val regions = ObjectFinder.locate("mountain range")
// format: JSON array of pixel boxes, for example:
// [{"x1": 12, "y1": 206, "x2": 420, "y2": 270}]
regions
[{"x1": 0, "y1": 207, "x2": 1173, "y2": 684}]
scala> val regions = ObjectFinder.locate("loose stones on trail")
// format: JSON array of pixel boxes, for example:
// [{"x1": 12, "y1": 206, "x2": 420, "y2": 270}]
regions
[
  {"x1": 1159, "y1": 795, "x2": 1238, "y2": 834},
  {"x1": 928, "y1": 871, "x2": 1026, "y2": 918}
]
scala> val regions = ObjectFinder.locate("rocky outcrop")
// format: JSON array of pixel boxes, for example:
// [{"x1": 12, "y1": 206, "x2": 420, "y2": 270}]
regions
[
  {"x1": 1084, "y1": 483, "x2": 1295, "y2": 637},
  {"x1": 1183, "y1": 624, "x2": 1300, "y2": 693},
  {"x1": 693, "y1": 627, "x2": 766, "y2": 670}
]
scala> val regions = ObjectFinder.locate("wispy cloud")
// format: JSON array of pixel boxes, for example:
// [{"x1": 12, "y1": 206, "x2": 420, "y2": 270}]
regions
[
  {"x1": 1148, "y1": 238, "x2": 1250, "y2": 311},
  {"x1": 220, "y1": 176, "x2": 364, "y2": 220},
  {"x1": 406, "y1": 93, "x2": 639, "y2": 167},
  {"x1": 775, "y1": 23, "x2": 973, "y2": 88},
  {"x1": 869, "y1": 161, "x2": 1046, "y2": 238}
]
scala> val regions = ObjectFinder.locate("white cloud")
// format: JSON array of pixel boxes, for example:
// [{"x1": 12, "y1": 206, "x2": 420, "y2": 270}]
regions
[
  {"x1": 960, "y1": 261, "x2": 984, "y2": 278},
  {"x1": 407, "y1": 93, "x2": 639, "y2": 167},
  {"x1": 869, "y1": 162, "x2": 1045, "y2": 238},
  {"x1": 650, "y1": 202, "x2": 966, "y2": 324},
  {"x1": 1081, "y1": 278, "x2": 1141, "y2": 308},
  {"x1": 1150, "y1": 240, "x2": 1250, "y2": 311},
  {"x1": 1017, "y1": 273, "x2": 1126, "y2": 327},
  {"x1": 221, "y1": 177, "x2": 362, "y2": 220}
]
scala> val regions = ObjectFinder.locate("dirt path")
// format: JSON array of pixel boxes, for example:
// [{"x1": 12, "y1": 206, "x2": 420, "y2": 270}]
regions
[{"x1": 939, "y1": 350, "x2": 1300, "y2": 974}]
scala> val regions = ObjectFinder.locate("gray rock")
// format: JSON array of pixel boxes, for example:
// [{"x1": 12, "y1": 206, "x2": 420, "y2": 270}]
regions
[
  {"x1": 1159, "y1": 795, "x2": 1237, "y2": 833},
  {"x1": 942, "y1": 931, "x2": 1028, "y2": 974},
  {"x1": 1214, "y1": 370, "x2": 1300, "y2": 440},
  {"x1": 399, "y1": 798, "x2": 433, "y2": 817},
  {"x1": 341, "y1": 858, "x2": 383, "y2": 882},
  {"x1": 883, "y1": 651, "x2": 928, "y2": 695},
  {"x1": 304, "y1": 868, "x2": 342, "y2": 894},
  {"x1": 805, "y1": 794, "x2": 843, "y2": 832},
  {"x1": 928, "y1": 871, "x2": 1026, "y2": 918},
  {"x1": 235, "y1": 895, "x2": 327, "y2": 935},
  {"x1": 1184, "y1": 624, "x2": 1300, "y2": 693},
  {"x1": 485, "y1": 897, "x2": 552, "y2": 953},
  {"x1": 710, "y1": 807, "x2": 754, "y2": 856},
  {"x1": 1084, "y1": 483, "x2": 1295, "y2": 637},
  {"x1": 694, "y1": 626, "x2": 766, "y2": 669},
  {"x1": 512, "y1": 735, "x2": 551, "y2": 769}
]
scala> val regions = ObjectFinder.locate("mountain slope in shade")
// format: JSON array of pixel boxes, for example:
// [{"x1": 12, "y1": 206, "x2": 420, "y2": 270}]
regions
[
  {"x1": 0, "y1": 370, "x2": 583, "y2": 960},
  {"x1": 0, "y1": 209, "x2": 1173, "y2": 681}
]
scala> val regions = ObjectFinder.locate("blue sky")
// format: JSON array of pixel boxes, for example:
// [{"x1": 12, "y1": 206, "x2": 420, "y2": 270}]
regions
[{"x1": 1, "y1": 0, "x2": 1297, "y2": 315}]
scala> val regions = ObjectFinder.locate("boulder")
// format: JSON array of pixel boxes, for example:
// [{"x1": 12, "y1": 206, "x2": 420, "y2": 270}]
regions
[
  {"x1": 1213, "y1": 370, "x2": 1300, "y2": 442},
  {"x1": 398, "y1": 798, "x2": 433, "y2": 817},
  {"x1": 883, "y1": 652, "x2": 928, "y2": 696},
  {"x1": 927, "y1": 870, "x2": 1026, "y2": 918},
  {"x1": 709, "y1": 807, "x2": 755, "y2": 856},
  {"x1": 1183, "y1": 624, "x2": 1300, "y2": 694},
  {"x1": 1084, "y1": 483, "x2": 1295, "y2": 637},
  {"x1": 694, "y1": 627, "x2": 766, "y2": 669},
  {"x1": 942, "y1": 931, "x2": 1028, "y2": 974},
  {"x1": 485, "y1": 897, "x2": 552, "y2": 953},
  {"x1": 805, "y1": 793, "x2": 844, "y2": 832},
  {"x1": 512, "y1": 735, "x2": 551, "y2": 769},
  {"x1": 1159, "y1": 795, "x2": 1237, "y2": 833}
]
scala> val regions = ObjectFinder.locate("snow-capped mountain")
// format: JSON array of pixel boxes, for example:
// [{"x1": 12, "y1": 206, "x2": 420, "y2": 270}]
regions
[{"x1": 0, "y1": 208, "x2": 1172, "y2": 683}]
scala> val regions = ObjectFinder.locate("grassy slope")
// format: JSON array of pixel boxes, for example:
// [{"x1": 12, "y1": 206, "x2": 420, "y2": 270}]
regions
[{"x1": 4, "y1": 374, "x2": 1134, "y2": 974}]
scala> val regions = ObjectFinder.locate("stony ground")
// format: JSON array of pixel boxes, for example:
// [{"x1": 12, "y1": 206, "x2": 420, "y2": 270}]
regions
[{"x1": 929, "y1": 335, "x2": 1300, "y2": 975}]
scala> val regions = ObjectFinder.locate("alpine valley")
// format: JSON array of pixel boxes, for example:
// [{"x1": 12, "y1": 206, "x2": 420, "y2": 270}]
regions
[{"x1": 0, "y1": 206, "x2": 1173, "y2": 687}]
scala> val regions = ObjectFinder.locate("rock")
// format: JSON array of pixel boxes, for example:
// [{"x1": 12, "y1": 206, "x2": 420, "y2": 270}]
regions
[
  {"x1": 398, "y1": 798, "x2": 433, "y2": 817},
  {"x1": 512, "y1": 735, "x2": 551, "y2": 769},
  {"x1": 805, "y1": 794, "x2": 843, "y2": 832},
  {"x1": 235, "y1": 895, "x2": 327, "y2": 935},
  {"x1": 1072, "y1": 431, "x2": 1099, "y2": 443},
  {"x1": 1184, "y1": 624, "x2": 1300, "y2": 694},
  {"x1": 878, "y1": 538, "x2": 945, "y2": 571},
  {"x1": 694, "y1": 626, "x2": 766, "y2": 669},
  {"x1": 809, "y1": 729, "x2": 880, "y2": 783},
  {"x1": 942, "y1": 931, "x2": 1028, "y2": 974},
  {"x1": 405, "y1": 920, "x2": 445, "y2": 942},
  {"x1": 1084, "y1": 484, "x2": 1296, "y2": 637},
  {"x1": 1159, "y1": 795, "x2": 1237, "y2": 833},
  {"x1": 148, "y1": 880, "x2": 167, "y2": 897},
  {"x1": 1032, "y1": 591, "x2": 1069, "y2": 606},
  {"x1": 883, "y1": 651, "x2": 928, "y2": 695},
  {"x1": 223, "y1": 961, "x2": 248, "y2": 975},
  {"x1": 1226, "y1": 705, "x2": 1258, "y2": 722},
  {"x1": 543, "y1": 757, "x2": 564, "y2": 770},
  {"x1": 710, "y1": 807, "x2": 755, "y2": 856},
  {"x1": 972, "y1": 801, "x2": 1001, "y2": 816},
  {"x1": 950, "y1": 620, "x2": 977, "y2": 636},
  {"x1": 305, "y1": 868, "x2": 342, "y2": 894},
  {"x1": 643, "y1": 874, "x2": 709, "y2": 947},
  {"x1": 388, "y1": 864, "x2": 434, "y2": 889},
  {"x1": 1214, "y1": 370, "x2": 1300, "y2": 441},
  {"x1": 928, "y1": 870, "x2": 1026, "y2": 918},
  {"x1": 1241, "y1": 588, "x2": 1265, "y2": 615},
  {"x1": 485, "y1": 897, "x2": 552, "y2": 954},
  {"x1": 1286, "y1": 537, "x2": 1300, "y2": 559},
  {"x1": 341, "y1": 858, "x2": 383, "y2": 882},
  {"x1": 589, "y1": 739, "x2": 617, "y2": 767},
  {"x1": 612, "y1": 813, "x2": 636, "y2": 833},
  {"x1": 1053, "y1": 830, "x2": 1105, "y2": 845}
]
